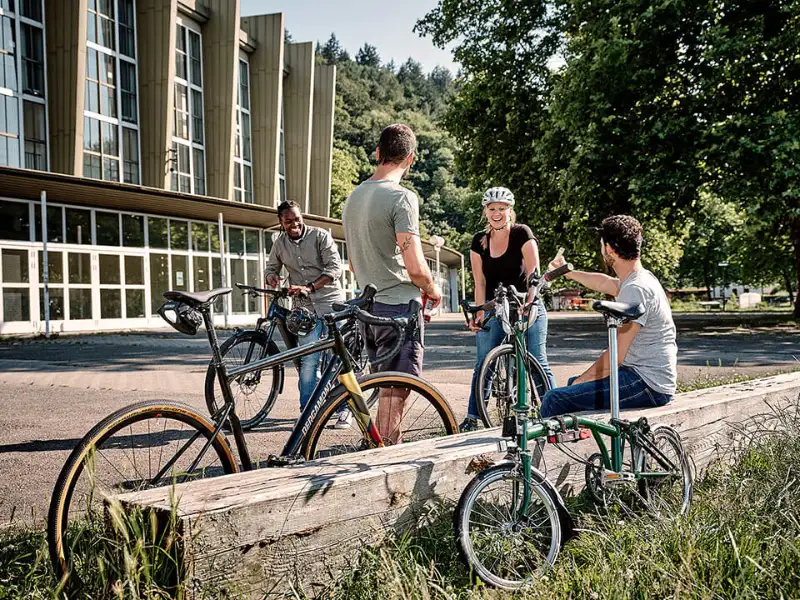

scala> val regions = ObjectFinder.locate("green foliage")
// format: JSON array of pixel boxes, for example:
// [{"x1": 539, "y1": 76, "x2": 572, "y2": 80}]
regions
[
  {"x1": 354, "y1": 44, "x2": 380, "y2": 68},
  {"x1": 324, "y1": 43, "x2": 470, "y2": 255},
  {"x1": 417, "y1": 0, "x2": 800, "y2": 313}
]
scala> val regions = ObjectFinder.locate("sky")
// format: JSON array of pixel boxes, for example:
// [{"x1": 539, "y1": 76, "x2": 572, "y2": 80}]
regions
[{"x1": 240, "y1": 0, "x2": 459, "y2": 74}]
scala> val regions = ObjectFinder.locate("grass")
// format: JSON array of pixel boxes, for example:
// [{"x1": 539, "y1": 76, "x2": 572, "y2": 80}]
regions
[
  {"x1": 309, "y1": 397, "x2": 800, "y2": 600},
  {"x1": 0, "y1": 495, "x2": 185, "y2": 600},
  {"x1": 2, "y1": 397, "x2": 800, "y2": 599}
]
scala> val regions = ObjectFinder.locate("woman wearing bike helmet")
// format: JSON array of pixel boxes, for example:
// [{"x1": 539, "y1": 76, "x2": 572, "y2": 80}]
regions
[{"x1": 461, "y1": 186, "x2": 556, "y2": 431}]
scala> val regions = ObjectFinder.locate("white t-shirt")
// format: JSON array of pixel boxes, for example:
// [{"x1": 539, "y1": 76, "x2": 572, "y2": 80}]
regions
[{"x1": 616, "y1": 269, "x2": 678, "y2": 396}]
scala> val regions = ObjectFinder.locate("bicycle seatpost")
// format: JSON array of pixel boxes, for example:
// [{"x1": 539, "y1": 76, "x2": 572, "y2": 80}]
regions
[{"x1": 607, "y1": 316, "x2": 621, "y2": 422}]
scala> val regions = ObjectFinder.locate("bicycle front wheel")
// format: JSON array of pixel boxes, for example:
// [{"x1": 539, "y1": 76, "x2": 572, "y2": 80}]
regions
[
  {"x1": 455, "y1": 463, "x2": 561, "y2": 589},
  {"x1": 477, "y1": 344, "x2": 550, "y2": 427},
  {"x1": 635, "y1": 425, "x2": 693, "y2": 516},
  {"x1": 302, "y1": 372, "x2": 457, "y2": 460},
  {"x1": 48, "y1": 401, "x2": 238, "y2": 582},
  {"x1": 205, "y1": 330, "x2": 283, "y2": 430}
]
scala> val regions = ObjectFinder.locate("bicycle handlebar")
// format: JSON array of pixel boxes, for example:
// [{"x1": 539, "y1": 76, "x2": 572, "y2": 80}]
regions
[
  {"x1": 325, "y1": 298, "x2": 420, "y2": 368},
  {"x1": 543, "y1": 263, "x2": 573, "y2": 282},
  {"x1": 235, "y1": 283, "x2": 292, "y2": 298}
]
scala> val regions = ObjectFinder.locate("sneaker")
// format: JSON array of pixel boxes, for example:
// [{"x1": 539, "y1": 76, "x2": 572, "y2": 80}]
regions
[
  {"x1": 459, "y1": 417, "x2": 480, "y2": 433},
  {"x1": 334, "y1": 409, "x2": 353, "y2": 429}
]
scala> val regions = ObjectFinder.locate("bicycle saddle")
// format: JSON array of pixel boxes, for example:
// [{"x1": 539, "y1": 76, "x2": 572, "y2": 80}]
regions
[
  {"x1": 163, "y1": 287, "x2": 232, "y2": 307},
  {"x1": 592, "y1": 300, "x2": 645, "y2": 322},
  {"x1": 331, "y1": 284, "x2": 377, "y2": 312}
]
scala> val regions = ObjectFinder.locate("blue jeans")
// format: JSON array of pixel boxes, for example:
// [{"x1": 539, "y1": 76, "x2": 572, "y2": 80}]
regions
[
  {"x1": 467, "y1": 301, "x2": 556, "y2": 419},
  {"x1": 297, "y1": 318, "x2": 325, "y2": 409},
  {"x1": 540, "y1": 365, "x2": 672, "y2": 417}
]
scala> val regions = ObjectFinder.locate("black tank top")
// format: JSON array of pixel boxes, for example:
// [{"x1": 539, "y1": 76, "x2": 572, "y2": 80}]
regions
[{"x1": 470, "y1": 224, "x2": 536, "y2": 298}]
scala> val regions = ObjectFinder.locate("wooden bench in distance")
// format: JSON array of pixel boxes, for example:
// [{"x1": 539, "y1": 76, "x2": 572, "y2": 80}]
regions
[{"x1": 118, "y1": 372, "x2": 800, "y2": 599}]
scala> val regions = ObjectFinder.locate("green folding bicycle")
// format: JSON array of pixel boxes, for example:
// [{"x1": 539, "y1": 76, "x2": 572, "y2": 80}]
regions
[{"x1": 455, "y1": 264, "x2": 693, "y2": 589}]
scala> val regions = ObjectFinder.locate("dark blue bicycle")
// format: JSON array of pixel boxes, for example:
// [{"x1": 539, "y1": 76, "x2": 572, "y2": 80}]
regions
[{"x1": 204, "y1": 283, "x2": 373, "y2": 429}]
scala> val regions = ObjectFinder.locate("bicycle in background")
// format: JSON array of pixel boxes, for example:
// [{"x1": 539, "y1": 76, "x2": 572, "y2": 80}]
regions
[
  {"x1": 461, "y1": 270, "x2": 558, "y2": 427},
  {"x1": 205, "y1": 282, "x2": 375, "y2": 429}
]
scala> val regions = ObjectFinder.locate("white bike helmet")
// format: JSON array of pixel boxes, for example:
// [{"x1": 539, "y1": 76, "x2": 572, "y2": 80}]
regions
[{"x1": 482, "y1": 186, "x2": 515, "y2": 207}]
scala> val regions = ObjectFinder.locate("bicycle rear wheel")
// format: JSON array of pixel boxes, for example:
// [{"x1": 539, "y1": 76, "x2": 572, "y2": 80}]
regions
[
  {"x1": 302, "y1": 372, "x2": 457, "y2": 459},
  {"x1": 477, "y1": 344, "x2": 550, "y2": 427},
  {"x1": 455, "y1": 463, "x2": 561, "y2": 589},
  {"x1": 205, "y1": 330, "x2": 283, "y2": 430},
  {"x1": 48, "y1": 401, "x2": 238, "y2": 582},
  {"x1": 635, "y1": 425, "x2": 693, "y2": 516}
]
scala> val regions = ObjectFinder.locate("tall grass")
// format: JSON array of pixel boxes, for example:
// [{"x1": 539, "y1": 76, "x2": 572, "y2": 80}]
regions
[
  {"x1": 0, "y1": 494, "x2": 184, "y2": 600},
  {"x1": 311, "y1": 397, "x2": 800, "y2": 600}
]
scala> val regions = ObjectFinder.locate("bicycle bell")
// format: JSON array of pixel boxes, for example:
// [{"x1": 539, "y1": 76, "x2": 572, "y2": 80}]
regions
[{"x1": 286, "y1": 306, "x2": 316, "y2": 336}]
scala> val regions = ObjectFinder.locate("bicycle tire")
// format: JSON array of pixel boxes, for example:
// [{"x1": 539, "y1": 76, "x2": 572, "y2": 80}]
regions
[
  {"x1": 476, "y1": 344, "x2": 550, "y2": 428},
  {"x1": 48, "y1": 401, "x2": 238, "y2": 582},
  {"x1": 635, "y1": 425, "x2": 693, "y2": 516},
  {"x1": 204, "y1": 330, "x2": 283, "y2": 430},
  {"x1": 455, "y1": 463, "x2": 561, "y2": 589},
  {"x1": 302, "y1": 372, "x2": 457, "y2": 460}
]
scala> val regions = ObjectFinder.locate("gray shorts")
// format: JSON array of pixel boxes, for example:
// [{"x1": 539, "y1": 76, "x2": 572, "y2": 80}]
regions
[{"x1": 364, "y1": 302, "x2": 424, "y2": 377}]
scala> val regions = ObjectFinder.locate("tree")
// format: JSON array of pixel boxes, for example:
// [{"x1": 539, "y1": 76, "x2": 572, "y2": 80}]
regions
[
  {"x1": 418, "y1": 0, "x2": 800, "y2": 310},
  {"x1": 329, "y1": 144, "x2": 361, "y2": 219},
  {"x1": 320, "y1": 33, "x2": 343, "y2": 64},
  {"x1": 355, "y1": 43, "x2": 381, "y2": 68},
  {"x1": 694, "y1": 0, "x2": 800, "y2": 316}
]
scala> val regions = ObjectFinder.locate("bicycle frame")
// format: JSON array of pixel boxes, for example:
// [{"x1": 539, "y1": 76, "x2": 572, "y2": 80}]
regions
[
  {"x1": 508, "y1": 313, "x2": 679, "y2": 513},
  {"x1": 203, "y1": 308, "x2": 385, "y2": 469}
]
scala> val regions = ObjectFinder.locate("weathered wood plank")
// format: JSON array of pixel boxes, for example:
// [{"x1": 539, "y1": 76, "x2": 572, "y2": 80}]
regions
[{"x1": 118, "y1": 372, "x2": 800, "y2": 598}]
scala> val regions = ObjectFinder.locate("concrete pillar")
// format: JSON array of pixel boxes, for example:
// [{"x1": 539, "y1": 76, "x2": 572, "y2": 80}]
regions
[
  {"x1": 283, "y1": 42, "x2": 314, "y2": 212},
  {"x1": 309, "y1": 64, "x2": 336, "y2": 217},
  {"x1": 136, "y1": 0, "x2": 178, "y2": 189},
  {"x1": 199, "y1": 0, "x2": 240, "y2": 200},
  {"x1": 44, "y1": 0, "x2": 88, "y2": 175},
  {"x1": 240, "y1": 13, "x2": 284, "y2": 207}
]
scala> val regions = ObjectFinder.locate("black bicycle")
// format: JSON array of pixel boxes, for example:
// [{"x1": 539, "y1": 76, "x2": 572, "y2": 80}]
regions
[
  {"x1": 48, "y1": 286, "x2": 457, "y2": 582},
  {"x1": 461, "y1": 281, "x2": 553, "y2": 427},
  {"x1": 205, "y1": 283, "x2": 375, "y2": 429}
]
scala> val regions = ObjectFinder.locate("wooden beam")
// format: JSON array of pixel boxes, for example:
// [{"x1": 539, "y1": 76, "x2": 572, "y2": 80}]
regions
[{"x1": 118, "y1": 372, "x2": 800, "y2": 598}]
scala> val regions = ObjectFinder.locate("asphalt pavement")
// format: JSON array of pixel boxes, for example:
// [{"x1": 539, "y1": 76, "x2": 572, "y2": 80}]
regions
[{"x1": 0, "y1": 311, "x2": 797, "y2": 526}]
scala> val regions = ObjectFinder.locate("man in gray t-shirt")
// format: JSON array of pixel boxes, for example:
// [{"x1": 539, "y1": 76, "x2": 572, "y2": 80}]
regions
[
  {"x1": 342, "y1": 124, "x2": 442, "y2": 443},
  {"x1": 540, "y1": 215, "x2": 677, "y2": 417}
]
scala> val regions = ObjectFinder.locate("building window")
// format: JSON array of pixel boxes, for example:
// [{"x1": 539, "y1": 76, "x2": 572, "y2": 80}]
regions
[
  {"x1": 0, "y1": 95, "x2": 21, "y2": 168},
  {"x1": 23, "y1": 99, "x2": 45, "y2": 170},
  {"x1": 233, "y1": 57, "x2": 253, "y2": 203},
  {"x1": 20, "y1": 24, "x2": 44, "y2": 96},
  {"x1": 0, "y1": 3, "x2": 47, "y2": 170},
  {"x1": 118, "y1": 0, "x2": 135, "y2": 59},
  {"x1": 84, "y1": 0, "x2": 139, "y2": 184},
  {"x1": 0, "y1": 15, "x2": 18, "y2": 93},
  {"x1": 171, "y1": 21, "x2": 205, "y2": 195},
  {"x1": 120, "y1": 61, "x2": 137, "y2": 123},
  {"x1": 87, "y1": 0, "x2": 116, "y2": 51}
]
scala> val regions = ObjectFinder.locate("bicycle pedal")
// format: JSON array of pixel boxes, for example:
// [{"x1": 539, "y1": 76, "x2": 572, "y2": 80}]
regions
[
  {"x1": 602, "y1": 470, "x2": 635, "y2": 484},
  {"x1": 265, "y1": 454, "x2": 306, "y2": 468}
]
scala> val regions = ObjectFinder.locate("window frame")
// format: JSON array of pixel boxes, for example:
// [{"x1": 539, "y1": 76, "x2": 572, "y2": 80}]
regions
[
  {"x1": 171, "y1": 18, "x2": 206, "y2": 196},
  {"x1": 233, "y1": 54, "x2": 253, "y2": 203},
  {"x1": 84, "y1": 0, "x2": 141, "y2": 184},
  {"x1": 0, "y1": 2, "x2": 49, "y2": 171}
]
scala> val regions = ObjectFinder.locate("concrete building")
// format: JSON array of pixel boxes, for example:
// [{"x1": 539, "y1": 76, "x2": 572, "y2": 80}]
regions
[{"x1": 0, "y1": 0, "x2": 462, "y2": 335}]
